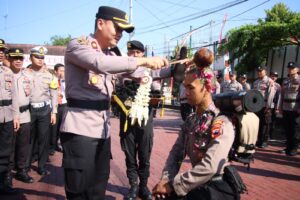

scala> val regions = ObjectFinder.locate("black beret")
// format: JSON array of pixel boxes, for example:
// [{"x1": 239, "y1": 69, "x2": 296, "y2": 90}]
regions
[
  {"x1": 0, "y1": 39, "x2": 7, "y2": 49},
  {"x1": 257, "y1": 66, "x2": 267, "y2": 71},
  {"x1": 127, "y1": 40, "x2": 144, "y2": 52},
  {"x1": 270, "y1": 71, "x2": 278, "y2": 76},
  {"x1": 287, "y1": 61, "x2": 300, "y2": 68},
  {"x1": 96, "y1": 6, "x2": 134, "y2": 33},
  {"x1": 7, "y1": 48, "x2": 24, "y2": 58}
]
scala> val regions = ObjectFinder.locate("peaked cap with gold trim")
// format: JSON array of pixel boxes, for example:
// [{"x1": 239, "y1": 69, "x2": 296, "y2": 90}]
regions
[
  {"x1": 8, "y1": 48, "x2": 24, "y2": 57},
  {"x1": 96, "y1": 6, "x2": 134, "y2": 33}
]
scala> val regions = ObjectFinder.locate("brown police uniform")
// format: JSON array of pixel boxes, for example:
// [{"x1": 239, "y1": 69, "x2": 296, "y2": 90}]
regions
[
  {"x1": 5, "y1": 48, "x2": 35, "y2": 184},
  {"x1": 161, "y1": 103, "x2": 239, "y2": 199},
  {"x1": 221, "y1": 80, "x2": 243, "y2": 93},
  {"x1": 25, "y1": 47, "x2": 58, "y2": 175},
  {"x1": 241, "y1": 82, "x2": 251, "y2": 91},
  {"x1": 279, "y1": 62, "x2": 300, "y2": 156},
  {"x1": 253, "y1": 74, "x2": 276, "y2": 147},
  {"x1": 0, "y1": 65, "x2": 19, "y2": 193}
]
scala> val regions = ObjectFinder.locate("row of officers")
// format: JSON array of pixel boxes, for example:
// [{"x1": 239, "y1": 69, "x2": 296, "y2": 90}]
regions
[
  {"x1": 0, "y1": 39, "x2": 66, "y2": 194},
  {"x1": 210, "y1": 64, "x2": 299, "y2": 156}
]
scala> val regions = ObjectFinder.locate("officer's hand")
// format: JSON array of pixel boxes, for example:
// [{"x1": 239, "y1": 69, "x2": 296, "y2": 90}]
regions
[
  {"x1": 137, "y1": 57, "x2": 169, "y2": 70},
  {"x1": 51, "y1": 113, "x2": 56, "y2": 125},
  {"x1": 13, "y1": 118, "x2": 20, "y2": 132}
]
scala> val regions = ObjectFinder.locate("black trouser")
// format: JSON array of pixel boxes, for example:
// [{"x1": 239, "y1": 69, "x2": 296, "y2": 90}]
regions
[
  {"x1": 119, "y1": 109, "x2": 154, "y2": 186},
  {"x1": 26, "y1": 105, "x2": 51, "y2": 170},
  {"x1": 282, "y1": 111, "x2": 300, "y2": 151},
  {"x1": 256, "y1": 108, "x2": 271, "y2": 145},
  {"x1": 0, "y1": 121, "x2": 13, "y2": 183},
  {"x1": 49, "y1": 104, "x2": 66, "y2": 151},
  {"x1": 8, "y1": 123, "x2": 30, "y2": 172},
  {"x1": 161, "y1": 179, "x2": 239, "y2": 200},
  {"x1": 61, "y1": 132, "x2": 111, "y2": 200},
  {"x1": 180, "y1": 103, "x2": 194, "y2": 121}
]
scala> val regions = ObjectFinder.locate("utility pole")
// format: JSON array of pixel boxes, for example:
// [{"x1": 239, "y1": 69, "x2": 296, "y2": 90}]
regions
[
  {"x1": 129, "y1": 0, "x2": 133, "y2": 40},
  {"x1": 209, "y1": 20, "x2": 214, "y2": 52},
  {"x1": 189, "y1": 26, "x2": 192, "y2": 49}
]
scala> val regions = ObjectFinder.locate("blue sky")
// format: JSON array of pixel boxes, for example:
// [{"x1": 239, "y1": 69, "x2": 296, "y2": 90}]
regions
[{"x1": 0, "y1": 0, "x2": 299, "y2": 55}]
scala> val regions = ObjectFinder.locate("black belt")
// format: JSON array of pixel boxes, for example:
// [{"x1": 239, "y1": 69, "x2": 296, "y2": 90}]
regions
[
  {"x1": 283, "y1": 99, "x2": 300, "y2": 103},
  {"x1": 19, "y1": 105, "x2": 30, "y2": 113},
  {"x1": 67, "y1": 98, "x2": 109, "y2": 111},
  {"x1": 0, "y1": 99, "x2": 12, "y2": 106}
]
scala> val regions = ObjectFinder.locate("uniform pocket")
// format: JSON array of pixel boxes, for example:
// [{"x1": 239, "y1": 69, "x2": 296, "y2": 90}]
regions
[
  {"x1": 83, "y1": 71, "x2": 104, "y2": 91},
  {"x1": 4, "y1": 75, "x2": 12, "y2": 90}
]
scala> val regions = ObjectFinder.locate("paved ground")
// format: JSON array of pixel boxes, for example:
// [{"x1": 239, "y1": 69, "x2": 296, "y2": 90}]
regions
[{"x1": 1, "y1": 109, "x2": 300, "y2": 200}]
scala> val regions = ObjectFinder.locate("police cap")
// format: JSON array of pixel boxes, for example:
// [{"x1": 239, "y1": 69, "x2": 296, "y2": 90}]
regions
[
  {"x1": 0, "y1": 39, "x2": 7, "y2": 50},
  {"x1": 287, "y1": 61, "x2": 300, "y2": 68},
  {"x1": 30, "y1": 46, "x2": 48, "y2": 59},
  {"x1": 240, "y1": 74, "x2": 247, "y2": 79},
  {"x1": 127, "y1": 40, "x2": 144, "y2": 52},
  {"x1": 257, "y1": 66, "x2": 267, "y2": 71},
  {"x1": 96, "y1": 6, "x2": 134, "y2": 33},
  {"x1": 270, "y1": 71, "x2": 278, "y2": 76},
  {"x1": 7, "y1": 48, "x2": 24, "y2": 58}
]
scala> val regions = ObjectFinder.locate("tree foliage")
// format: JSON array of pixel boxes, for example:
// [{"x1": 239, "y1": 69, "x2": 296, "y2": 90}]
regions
[
  {"x1": 48, "y1": 35, "x2": 72, "y2": 46},
  {"x1": 219, "y1": 3, "x2": 300, "y2": 73}
]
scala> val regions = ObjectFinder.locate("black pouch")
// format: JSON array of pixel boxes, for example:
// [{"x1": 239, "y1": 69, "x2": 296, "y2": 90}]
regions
[{"x1": 223, "y1": 166, "x2": 247, "y2": 194}]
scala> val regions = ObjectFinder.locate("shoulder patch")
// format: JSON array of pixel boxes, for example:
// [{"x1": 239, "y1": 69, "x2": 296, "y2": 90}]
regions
[{"x1": 211, "y1": 119, "x2": 224, "y2": 139}]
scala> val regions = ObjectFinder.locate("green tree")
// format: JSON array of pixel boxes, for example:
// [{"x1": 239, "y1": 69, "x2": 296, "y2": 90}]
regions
[
  {"x1": 219, "y1": 3, "x2": 300, "y2": 73},
  {"x1": 48, "y1": 35, "x2": 72, "y2": 46}
]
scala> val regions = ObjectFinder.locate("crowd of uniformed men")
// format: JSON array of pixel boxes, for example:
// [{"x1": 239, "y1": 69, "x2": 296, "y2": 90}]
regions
[{"x1": 0, "y1": 5, "x2": 299, "y2": 200}]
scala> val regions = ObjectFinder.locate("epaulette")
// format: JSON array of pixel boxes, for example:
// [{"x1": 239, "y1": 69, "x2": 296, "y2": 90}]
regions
[{"x1": 77, "y1": 35, "x2": 88, "y2": 45}]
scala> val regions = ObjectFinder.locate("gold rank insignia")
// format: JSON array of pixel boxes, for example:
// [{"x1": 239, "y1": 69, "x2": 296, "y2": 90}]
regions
[
  {"x1": 16, "y1": 49, "x2": 20, "y2": 53},
  {"x1": 125, "y1": 14, "x2": 129, "y2": 21},
  {"x1": 77, "y1": 36, "x2": 88, "y2": 45},
  {"x1": 91, "y1": 41, "x2": 98, "y2": 49},
  {"x1": 39, "y1": 47, "x2": 44, "y2": 54},
  {"x1": 90, "y1": 75, "x2": 98, "y2": 85}
]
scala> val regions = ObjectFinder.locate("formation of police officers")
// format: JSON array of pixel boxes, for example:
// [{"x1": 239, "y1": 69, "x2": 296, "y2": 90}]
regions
[
  {"x1": 0, "y1": 40, "x2": 67, "y2": 194},
  {"x1": 0, "y1": 5, "x2": 299, "y2": 200}
]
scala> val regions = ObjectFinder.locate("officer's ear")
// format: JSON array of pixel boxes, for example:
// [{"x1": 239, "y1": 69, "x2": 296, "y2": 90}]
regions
[{"x1": 95, "y1": 18, "x2": 105, "y2": 32}]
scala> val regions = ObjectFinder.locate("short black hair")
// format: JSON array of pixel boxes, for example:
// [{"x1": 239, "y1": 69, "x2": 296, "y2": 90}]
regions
[{"x1": 54, "y1": 63, "x2": 64, "y2": 71}]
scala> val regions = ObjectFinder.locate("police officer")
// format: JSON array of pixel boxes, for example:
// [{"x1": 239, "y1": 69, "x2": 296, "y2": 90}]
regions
[
  {"x1": 5, "y1": 48, "x2": 34, "y2": 184},
  {"x1": 117, "y1": 40, "x2": 171, "y2": 200},
  {"x1": 0, "y1": 39, "x2": 8, "y2": 67},
  {"x1": 59, "y1": 6, "x2": 168, "y2": 200},
  {"x1": 221, "y1": 71, "x2": 243, "y2": 93},
  {"x1": 253, "y1": 66, "x2": 276, "y2": 148},
  {"x1": 239, "y1": 74, "x2": 251, "y2": 91},
  {"x1": 25, "y1": 46, "x2": 58, "y2": 175},
  {"x1": 0, "y1": 53, "x2": 20, "y2": 194},
  {"x1": 49, "y1": 63, "x2": 65, "y2": 154},
  {"x1": 279, "y1": 62, "x2": 300, "y2": 156},
  {"x1": 269, "y1": 71, "x2": 281, "y2": 139},
  {"x1": 153, "y1": 49, "x2": 240, "y2": 200}
]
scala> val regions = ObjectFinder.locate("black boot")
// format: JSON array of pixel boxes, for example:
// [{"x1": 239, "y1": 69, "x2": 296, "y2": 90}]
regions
[
  {"x1": 0, "y1": 173, "x2": 18, "y2": 194},
  {"x1": 139, "y1": 185, "x2": 152, "y2": 200},
  {"x1": 124, "y1": 184, "x2": 139, "y2": 200},
  {"x1": 15, "y1": 169, "x2": 34, "y2": 183}
]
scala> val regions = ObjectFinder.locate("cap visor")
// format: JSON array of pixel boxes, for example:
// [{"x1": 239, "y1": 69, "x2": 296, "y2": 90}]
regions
[{"x1": 116, "y1": 22, "x2": 134, "y2": 33}]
